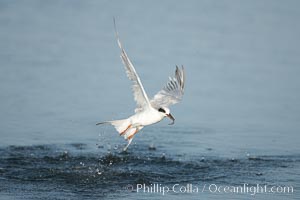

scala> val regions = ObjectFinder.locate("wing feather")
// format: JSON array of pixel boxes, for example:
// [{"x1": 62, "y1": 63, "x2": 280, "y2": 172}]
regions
[
  {"x1": 150, "y1": 66, "x2": 185, "y2": 108},
  {"x1": 113, "y1": 19, "x2": 151, "y2": 112}
]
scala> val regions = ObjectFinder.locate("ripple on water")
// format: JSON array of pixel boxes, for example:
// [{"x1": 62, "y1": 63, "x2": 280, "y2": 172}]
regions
[{"x1": 0, "y1": 144, "x2": 299, "y2": 198}]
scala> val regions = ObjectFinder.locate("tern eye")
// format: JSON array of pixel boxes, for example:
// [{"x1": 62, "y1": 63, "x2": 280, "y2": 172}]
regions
[{"x1": 158, "y1": 108, "x2": 166, "y2": 113}]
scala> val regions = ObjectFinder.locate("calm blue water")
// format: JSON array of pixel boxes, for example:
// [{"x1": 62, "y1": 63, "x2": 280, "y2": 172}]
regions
[{"x1": 0, "y1": 0, "x2": 299, "y2": 199}]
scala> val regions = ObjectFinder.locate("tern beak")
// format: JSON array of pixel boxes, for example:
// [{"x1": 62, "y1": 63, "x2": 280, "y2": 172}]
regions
[{"x1": 167, "y1": 113, "x2": 175, "y2": 125}]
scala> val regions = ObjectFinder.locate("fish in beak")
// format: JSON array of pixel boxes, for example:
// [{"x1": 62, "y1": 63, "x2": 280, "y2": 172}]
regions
[{"x1": 167, "y1": 113, "x2": 175, "y2": 125}]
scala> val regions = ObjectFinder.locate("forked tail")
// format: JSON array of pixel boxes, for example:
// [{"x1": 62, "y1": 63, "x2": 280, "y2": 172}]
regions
[
  {"x1": 96, "y1": 119, "x2": 130, "y2": 135},
  {"x1": 96, "y1": 118, "x2": 142, "y2": 151}
]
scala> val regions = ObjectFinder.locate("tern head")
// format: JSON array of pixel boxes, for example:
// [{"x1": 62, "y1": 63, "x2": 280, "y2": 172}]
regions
[{"x1": 158, "y1": 107, "x2": 175, "y2": 125}]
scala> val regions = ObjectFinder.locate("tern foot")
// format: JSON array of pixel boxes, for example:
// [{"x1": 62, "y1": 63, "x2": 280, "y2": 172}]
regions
[{"x1": 123, "y1": 138, "x2": 133, "y2": 151}]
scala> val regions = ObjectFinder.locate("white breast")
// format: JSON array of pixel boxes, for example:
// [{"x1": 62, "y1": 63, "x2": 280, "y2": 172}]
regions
[{"x1": 130, "y1": 108, "x2": 164, "y2": 126}]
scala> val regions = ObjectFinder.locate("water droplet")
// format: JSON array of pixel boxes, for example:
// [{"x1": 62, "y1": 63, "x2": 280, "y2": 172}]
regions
[
  {"x1": 107, "y1": 144, "x2": 111, "y2": 150},
  {"x1": 148, "y1": 144, "x2": 156, "y2": 150}
]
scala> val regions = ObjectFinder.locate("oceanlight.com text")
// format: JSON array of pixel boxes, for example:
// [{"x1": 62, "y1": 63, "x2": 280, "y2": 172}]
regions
[{"x1": 124, "y1": 183, "x2": 294, "y2": 196}]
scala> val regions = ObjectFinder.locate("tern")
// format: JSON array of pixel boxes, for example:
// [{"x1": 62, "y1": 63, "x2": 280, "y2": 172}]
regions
[{"x1": 97, "y1": 19, "x2": 185, "y2": 151}]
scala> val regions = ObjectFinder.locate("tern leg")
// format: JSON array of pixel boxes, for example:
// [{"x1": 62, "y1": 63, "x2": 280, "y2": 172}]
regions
[
  {"x1": 127, "y1": 128, "x2": 139, "y2": 140},
  {"x1": 123, "y1": 138, "x2": 133, "y2": 151},
  {"x1": 120, "y1": 124, "x2": 131, "y2": 136}
]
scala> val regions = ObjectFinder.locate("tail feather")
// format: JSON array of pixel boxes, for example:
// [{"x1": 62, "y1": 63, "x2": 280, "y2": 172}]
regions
[
  {"x1": 96, "y1": 119, "x2": 130, "y2": 134},
  {"x1": 96, "y1": 121, "x2": 109, "y2": 125},
  {"x1": 96, "y1": 118, "x2": 143, "y2": 150}
]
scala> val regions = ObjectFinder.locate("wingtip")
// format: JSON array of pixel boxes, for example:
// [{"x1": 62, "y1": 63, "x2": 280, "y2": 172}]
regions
[
  {"x1": 175, "y1": 65, "x2": 185, "y2": 73},
  {"x1": 181, "y1": 65, "x2": 185, "y2": 78},
  {"x1": 113, "y1": 18, "x2": 124, "y2": 51},
  {"x1": 174, "y1": 64, "x2": 185, "y2": 91},
  {"x1": 113, "y1": 17, "x2": 117, "y2": 35}
]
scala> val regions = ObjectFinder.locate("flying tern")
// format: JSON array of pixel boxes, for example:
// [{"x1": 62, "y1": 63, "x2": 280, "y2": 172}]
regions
[{"x1": 97, "y1": 19, "x2": 186, "y2": 151}]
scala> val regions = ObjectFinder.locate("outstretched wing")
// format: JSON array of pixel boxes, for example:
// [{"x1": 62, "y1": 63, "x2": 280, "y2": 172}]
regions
[
  {"x1": 150, "y1": 66, "x2": 185, "y2": 109},
  {"x1": 113, "y1": 19, "x2": 151, "y2": 112}
]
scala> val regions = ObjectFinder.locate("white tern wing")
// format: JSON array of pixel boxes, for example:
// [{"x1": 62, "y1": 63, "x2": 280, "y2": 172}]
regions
[
  {"x1": 150, "y1": 66, "x2": 185, "y2": 109},
  {"x1": 113, "y1": 19, "x2": 151, "y2": 112}
]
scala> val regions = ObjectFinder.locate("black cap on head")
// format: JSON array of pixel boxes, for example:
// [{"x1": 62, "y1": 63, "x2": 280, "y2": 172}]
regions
[{"x1": 158, "y1": 108, "x2": 166, "y2": 113}]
